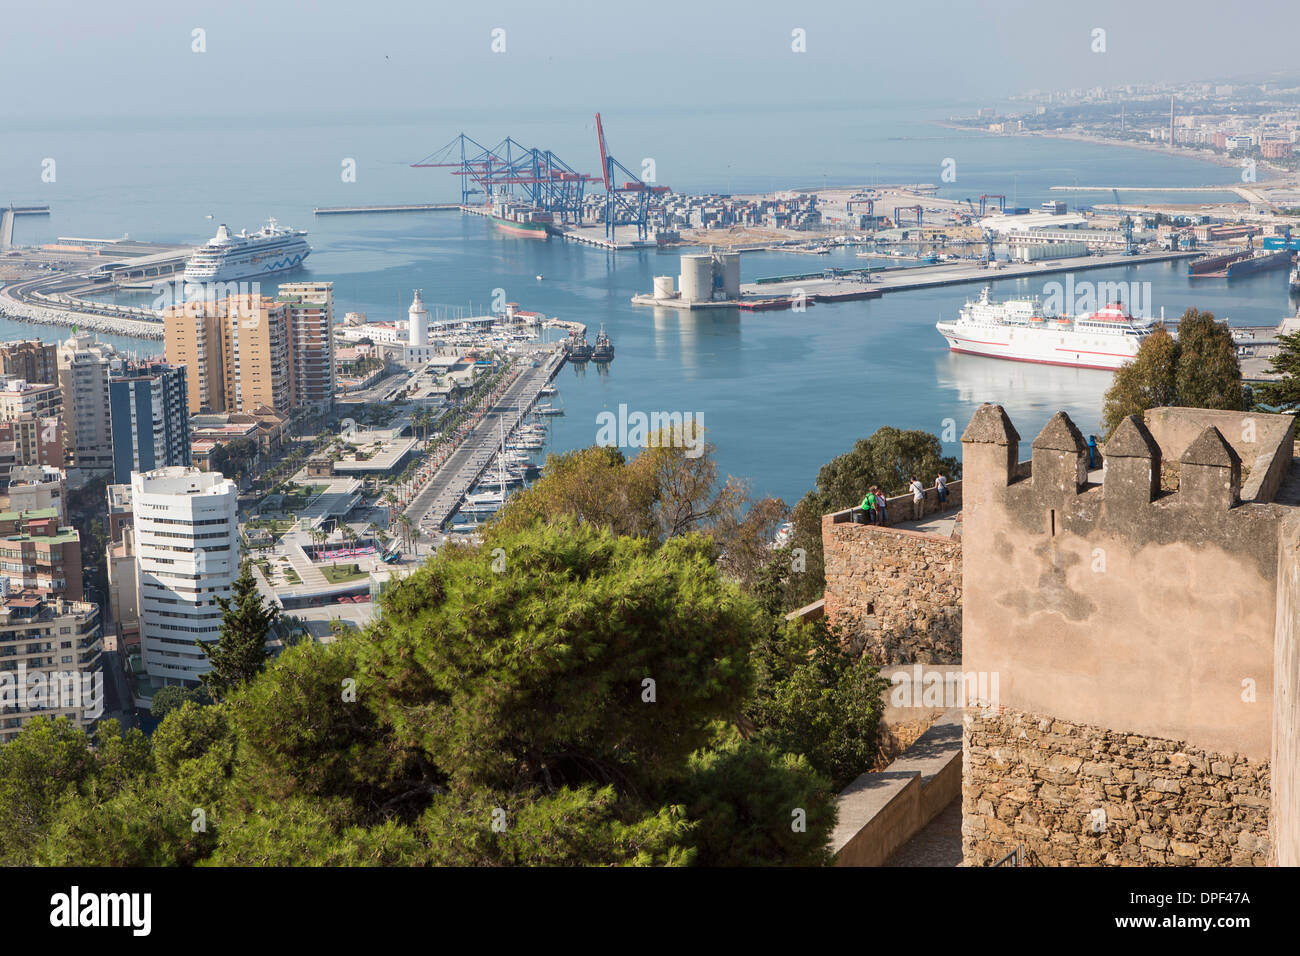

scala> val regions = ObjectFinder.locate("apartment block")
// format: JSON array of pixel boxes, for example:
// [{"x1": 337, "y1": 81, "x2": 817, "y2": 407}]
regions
[
  {"x1": 57, "y1": 332, "x2": 119, "y2": 476},
  {"x1": 109, "y1": 362, "x2": 192, "y2": 484},
  {"x1": 132, "y1": 467, "x2": 239, "y2": 686},
  {"x1": 0, "y1": 507, "x2": 83, "y2": 601},
  {"x1": 163, "y1": 294, "x2": 292, "y2": 415},
  {"x1": 0, "y1": 592, "x2": 103, "y2": 745},
  {"x1": 278, "y1": 281, "x2": 336, "y2": 412},
  {"x1": 4, "y1": 465, "x2": 67, "y2": 522},
  {"x1": 0, "y1": 340, "x2": 58, "y2": 386}
]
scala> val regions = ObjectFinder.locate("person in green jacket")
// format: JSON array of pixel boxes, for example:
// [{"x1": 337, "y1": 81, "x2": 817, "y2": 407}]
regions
[{"x1": 860, "y1": 489, "x2": 878, "y2": 525}]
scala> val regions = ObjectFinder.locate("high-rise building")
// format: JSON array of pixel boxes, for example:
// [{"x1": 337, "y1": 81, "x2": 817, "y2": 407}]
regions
[
  {"x1": 57, "y1": 332, "x2": 119, "y2": 476},
  {"x1": 278, "y1": 281, "x2": 336, "y2": 412},
  {"x1": 0, "y1": 592, "x2": 103, "y2": 745},
  {"x1": 109, "y1": 363, "x2": 192, "y2": 484},
  {"x1": 132, "y1": 467, "x2": 239, "y2": 686},
  {"x1": 0, "y1": 340, "x2": 58, "y2": 386},
  {"x1": 163, "y1": 294, "x2": 291, "y2": 415},
  {"x1": 0, "y1": 378, "x2": 62, "y2": 421}
]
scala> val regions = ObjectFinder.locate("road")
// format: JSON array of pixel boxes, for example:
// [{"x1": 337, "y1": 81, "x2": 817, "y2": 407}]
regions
[{"x1": 404, "y1": 350, "x2": 564, "y2": 531}]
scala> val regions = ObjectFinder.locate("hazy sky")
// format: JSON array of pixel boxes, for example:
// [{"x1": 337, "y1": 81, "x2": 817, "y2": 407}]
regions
[{"x1": 6, "y1": 0, "x2": 1298, "y2": 124}]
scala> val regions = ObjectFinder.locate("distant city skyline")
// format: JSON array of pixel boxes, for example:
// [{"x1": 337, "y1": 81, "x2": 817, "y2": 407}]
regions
[{"x1": 5, "y1": 0, "x2": 1299, "y2": 123}]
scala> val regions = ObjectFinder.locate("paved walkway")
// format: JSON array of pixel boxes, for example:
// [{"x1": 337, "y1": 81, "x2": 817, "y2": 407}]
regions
[
  {"x1": 883, "y1": 795, "x2": 962, "y2": 867},
  {"x1": 893, "y1": 508, "x2": 960, "y2": 538}
]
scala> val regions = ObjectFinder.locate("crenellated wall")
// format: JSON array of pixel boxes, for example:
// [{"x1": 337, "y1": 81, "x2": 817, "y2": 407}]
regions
[{"x1": 960, "y1": 403, "x2": 1299, "y2": 866}]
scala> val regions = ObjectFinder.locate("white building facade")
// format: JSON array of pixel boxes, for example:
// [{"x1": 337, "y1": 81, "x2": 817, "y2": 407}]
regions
[{"x1": 131, "y1": 467, "x2": 239, "y2": 686}]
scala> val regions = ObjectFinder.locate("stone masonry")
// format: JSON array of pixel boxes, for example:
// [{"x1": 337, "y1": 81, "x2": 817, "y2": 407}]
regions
[
  {"x1": 964, "y1": 708, "x2": 1271, "y2": 866},
  {"x1": 822, "y1": 521, "x2": 961, "y2": 664}
]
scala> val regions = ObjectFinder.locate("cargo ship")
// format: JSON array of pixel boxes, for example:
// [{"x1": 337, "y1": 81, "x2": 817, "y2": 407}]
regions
[
  {"x1": 488, "y1": 203, "x2": 552, "y2": 239},
  {"x1": 936, "y1": 286, "x2": 1155, "y2": 371}
]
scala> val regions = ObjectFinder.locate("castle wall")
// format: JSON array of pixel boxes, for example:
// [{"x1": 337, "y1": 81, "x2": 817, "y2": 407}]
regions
[
  {"x1": 821, "y1": 519, "x2": 961, "y2": 664},
  {"x1": 963, "y1": 708, "x2": 1272, "y2": 866},
  {"x1": 960, "y1": 404, "x2": 1298, "y2": 866},
  {"x1": 1273, "y1": 510, "x2": 1300, "y2": 866}
]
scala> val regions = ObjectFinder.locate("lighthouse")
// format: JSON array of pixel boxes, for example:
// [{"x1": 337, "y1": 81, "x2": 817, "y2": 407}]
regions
[{"x1": 408, "y1": 289, "x2": 429, "y2": 347}]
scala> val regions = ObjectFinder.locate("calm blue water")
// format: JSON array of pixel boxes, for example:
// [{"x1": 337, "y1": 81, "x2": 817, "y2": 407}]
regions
[{"x1": 3, "y1": 104, "x2": 1290, "y2": 504}]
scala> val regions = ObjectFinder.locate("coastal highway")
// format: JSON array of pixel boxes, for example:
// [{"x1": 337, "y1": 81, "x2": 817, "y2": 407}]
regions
[{"x1": 405, "y1": 349, "x2": 564, "y2": 532}]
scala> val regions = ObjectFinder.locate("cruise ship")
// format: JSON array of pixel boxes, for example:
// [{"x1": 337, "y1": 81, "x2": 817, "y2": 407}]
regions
[
  {"x1": 936, "y1": 287, "x2": 1155, "y2": 371},
  {"x1": 183, "y1": 218, "x2": 311, "y2": 283}
]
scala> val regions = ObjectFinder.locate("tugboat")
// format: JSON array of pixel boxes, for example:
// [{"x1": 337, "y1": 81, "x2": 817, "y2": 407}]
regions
[
  {"x1": 567, "y1": 332, "x2": 593, "y2": 362},
  {"x1": 591, "y1": 324, "x2": 615, "y2": 361},
  {"x1": 1290, "y1": 262, "x2": 1300, "y2": 295}
]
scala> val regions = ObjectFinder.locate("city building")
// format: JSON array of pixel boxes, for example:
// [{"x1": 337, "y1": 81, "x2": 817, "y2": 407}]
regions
[
  {"x1": 277, "y1": 281, "x2": 336, "y2": 412},
  {"x1": 57, "y1": 332, "x2": 119, "y2": 476},
  {"x1": 105, "y1": 483, "x2": 138, "y2": 659},
  {"x1": 0, "y1": 378, "x2": 63, "y2": 421},
  {"x1": 0, "y1": 591, "x2": 103, "y2": 745},
  {"x1": 0, "y1": 506, "x2": 83, "y2": 601},
  {"x1": 131, "y1": 467, "x2": 239, "y2": 686},
  {"x1": 3, "y1": 465, "x2": 67, "y2": 521},
  {"x1": 163, "y1": 295, "x2": 291, "y2": 416},
  {"x1": 109, "y1": 362, "x2": 192, "y2": 484},
  {"x1": 0, "y1": 340, "x2": 58, "y2": 386},
  {"x1": 0, "y1": 416, "x2": 66, "y2": 471}
]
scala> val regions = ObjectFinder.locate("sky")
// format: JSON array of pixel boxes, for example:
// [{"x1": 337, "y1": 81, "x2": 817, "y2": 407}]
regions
[{"x1": 5, "y1": 0, "x2": 1299, "y2": 126}]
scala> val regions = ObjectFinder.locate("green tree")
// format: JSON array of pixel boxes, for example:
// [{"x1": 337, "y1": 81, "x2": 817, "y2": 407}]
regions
[
  {"x1": 1101, "y1": 309, "x2": 1244, "y2": 437},
  {"x1": 0, "y1": 717, "x2": 97, "y2": 864},
  {"x1": 150, "y1": 684, "x2": 211, "y2": 719},
  {"x1": 785, "y1": 427, "x2": 960, "y2": 609},
  {"x1": 1254, "y1": 328, "x2": 1300, "y2": 409},
  {"x1": 196, "y1": 561, "x2": 278, "y2": 702}
]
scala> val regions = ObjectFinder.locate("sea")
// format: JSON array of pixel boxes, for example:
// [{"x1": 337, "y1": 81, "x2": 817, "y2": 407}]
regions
[{"x1": 3, "y1": 101, "x2": 1292, "y2": 505}]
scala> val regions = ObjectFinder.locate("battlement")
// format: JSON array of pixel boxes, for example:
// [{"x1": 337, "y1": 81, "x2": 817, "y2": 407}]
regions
[{"x1": 961, "y1": 405, "x2": 1295, "y2": 565}]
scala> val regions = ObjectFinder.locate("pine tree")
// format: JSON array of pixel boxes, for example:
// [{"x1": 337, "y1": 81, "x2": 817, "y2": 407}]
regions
[
  {"x1": 197, "y1": 561, "x2": 278, "y2": 701},
  {"x1": 1254, "y1": 329, "x2": 1300, "y2": 409}
]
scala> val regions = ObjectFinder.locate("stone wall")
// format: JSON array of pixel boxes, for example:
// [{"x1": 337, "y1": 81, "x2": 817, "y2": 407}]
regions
[
  {"x1": 963, "y1": 707, "x2": 1272, "y2": 866},
  {"x1": 821, "y1": 521, "x2": 961, "y2": 664}
]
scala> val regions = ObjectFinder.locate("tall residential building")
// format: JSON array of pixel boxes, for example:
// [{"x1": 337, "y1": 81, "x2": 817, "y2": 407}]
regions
[
  {"x1": 278, "y1": 281, "x2": 336, "y2": 411},
  {"x1": 57, "y1": 332, "x2": 119, "y2": 475},
  {"x1": 163, "y1": 294, "x2": 291, "y2": 415},
  {"x1": 109, "y1": 363, "x2": 192, "y2": 484},
  {"x1": 0, "y1": 340, "x2": 58, "y2": 385},
  {"x1": 132, "y1": 467, "x2": 239, "y2": 686},
  {"x1": 0, "y1": 378, "x2": 63, "y2": 421},
  {"x1": 0, "y1": 507, "x2": 82, "y2": 601},
  {"x1": 0, "y1": 592, "x2": 103, "y2": 745}
]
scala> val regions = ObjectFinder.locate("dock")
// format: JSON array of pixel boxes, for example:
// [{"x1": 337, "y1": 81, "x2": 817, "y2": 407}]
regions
[
  {"x1": 404, "y1": 347, "x2": 566, "y2": 531},
  {"x1": 313, "y1": 203, "x2": 462, "y2": 215}
]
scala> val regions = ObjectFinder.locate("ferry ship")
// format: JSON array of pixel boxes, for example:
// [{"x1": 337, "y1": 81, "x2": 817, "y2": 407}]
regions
[
  {"x1": 936, "y1": 287, "x2": 1155, "y2": 371},
  {"x1": 183, "y1": 218, "x2": 311, "y2": 283}
]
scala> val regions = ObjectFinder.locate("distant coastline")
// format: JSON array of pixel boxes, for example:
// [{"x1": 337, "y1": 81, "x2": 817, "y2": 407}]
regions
[{"x1": 934, "y1": 120, "x2": 1289, "y2": 181}]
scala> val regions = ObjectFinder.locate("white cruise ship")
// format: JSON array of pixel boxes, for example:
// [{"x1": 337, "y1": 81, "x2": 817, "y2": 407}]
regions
[
  {"x1": 936, "y1": 287, "x2": 1155, "y2": 371},
  {"x1": 183, "y1": 218, "x2": 311, "y2": 283}
]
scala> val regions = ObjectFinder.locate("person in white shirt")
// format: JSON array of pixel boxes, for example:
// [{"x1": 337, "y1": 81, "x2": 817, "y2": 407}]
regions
[
  {"x1": 935, "y1": 473, "x2": 948, "y2": 510},
  {"x1": 909, "y1": 476, "x2": 925, "y2": 520}
]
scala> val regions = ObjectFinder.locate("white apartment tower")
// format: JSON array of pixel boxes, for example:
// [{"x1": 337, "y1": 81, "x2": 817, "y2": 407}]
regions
[
  {"x1": 131, "y1": 466, "x2": 240, "y2": 686},
  {"x1": 57, "y1": 331, "x2": 119, "y2": 475}
]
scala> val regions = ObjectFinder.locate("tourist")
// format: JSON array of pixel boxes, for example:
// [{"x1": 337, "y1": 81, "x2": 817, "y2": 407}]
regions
[
  {"x1": 935, "y1": 472, "x2": 949, "y2": 510},
  {"x1": 1088, "y1": 434, "x2": 1099, "y2": 470},
  {"x1": 909, "y1": 476, "x2": 925, "y2": 520},
  {"x1": 859, "y1": 487, "x2": 877, "y2": 524},
  {"x1": 873, "y1": 485, "x2": 888, "y2": 526}
]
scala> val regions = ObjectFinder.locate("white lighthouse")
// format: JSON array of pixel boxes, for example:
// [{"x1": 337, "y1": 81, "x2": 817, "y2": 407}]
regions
[{"x1": 408, "y1": 289, "x2": 429, "y2": 347}]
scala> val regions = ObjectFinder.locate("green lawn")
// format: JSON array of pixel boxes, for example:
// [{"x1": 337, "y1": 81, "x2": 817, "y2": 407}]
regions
[{"x1": 321, "y1": 563, "x2": 368, "y2": 585}]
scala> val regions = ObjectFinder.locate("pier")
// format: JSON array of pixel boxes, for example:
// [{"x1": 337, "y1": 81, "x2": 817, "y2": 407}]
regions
[
  {"x1": 404, "y1": 347, "x2": 566, "y2": 531},
  {"x1": 313, "y1": 203, "x2": 462, "y2": 215}
]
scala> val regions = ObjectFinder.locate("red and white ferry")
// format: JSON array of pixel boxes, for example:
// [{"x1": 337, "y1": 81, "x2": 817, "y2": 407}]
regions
[{"x1": 936, "y1": 287, "x2": 1155, "y2": 371}]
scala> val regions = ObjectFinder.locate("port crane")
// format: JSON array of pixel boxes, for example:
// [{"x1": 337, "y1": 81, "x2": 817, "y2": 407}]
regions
[
  {"x1": 413, "y1": 133, "x2": 600, "y2": 224},
  {"x1": 594, "y1": 113, "x2": 670, "y2": 241},
  {"x1": 894, "y1": 204, "x2": 923, "y2": 228}
]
